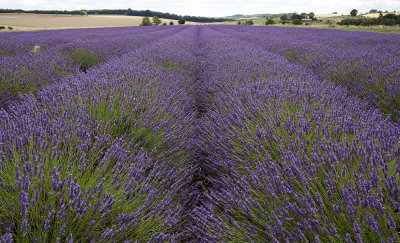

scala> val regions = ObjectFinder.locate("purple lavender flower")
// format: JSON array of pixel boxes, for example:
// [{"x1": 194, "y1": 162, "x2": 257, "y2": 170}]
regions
[
  {"x1": 66, "y1": 232, "x2": 73, "y2": 243},
  {"x1": 19, "y1": 190, "x2": 29, "y2": 217},
  {"x1": 21, "y1": 219, "x2": 29, "y2": 236},
  {"x1": 44, "y1": 220, "x2": 51, "y2": 233},
  {"x1": 59, "y1": 224, "x2": 66, "y2": 236},
  {"x1": 0, "y1": 233, "x2": 13, "y2": 243}
]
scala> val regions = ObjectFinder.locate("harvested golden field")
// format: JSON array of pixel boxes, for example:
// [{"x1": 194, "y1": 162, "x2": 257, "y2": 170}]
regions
[
  {"x1": 0, "y1": 13, "x2": 196, "y2": 31},
  {"x1": 315, "y1": 13, "x2": 347, "y2": 18},
  {"x1": 362, "y1": 12, "x2": 400, "y2": 18}
]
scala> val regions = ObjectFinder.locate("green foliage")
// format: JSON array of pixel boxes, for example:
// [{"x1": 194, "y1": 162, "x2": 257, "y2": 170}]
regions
[
  {"x1": 80, "y1": 10, "x2": 88, "y2": 16},
  {"x1": 169, "y1": 21, "x2": 174, "y2": 25},
  {"x1": 178, "y1": 18, "x2": 185, "y2": 25},
  {"x1": 162, "y1": 22, "x2": 167, "y2": 25},
  {"x1": 0, "y1": 48, "x2": 15, "y2": 56},
  {"x1": 381, "y1": 18, "x2": 397, "y2": 26},
  {"x1": 160, "y1": 60, "x2": 182, "y2": 71},
  {"x1": 291, "y1": 13, "x2": 302, "y2": 21},
  {"x1": 338, "y1": 13, "x2": 400, "y2": 26},
  {"x1": 0, "y1": 26, "x2": 12, "y2": 31},
  {"x1": 237, "y1": 21, "x2": 241, "y2": 25},
  {"x1": 140, "y1": 17, "x2": 152, "y2": 26},
  {"x1": 152, "y1": 16, "x2": 162, "y2": 25},
  {"x1": 280, "y1": 14, "x2": 289, "y2": 21},
  {"x1": 66, "y1": 48, "x2": 104, "y2": 72},
  {"x1": 292, "y1": 19, "x2": 302, "y2": 25},
  {"x1": 265, "y1": 18, "x2": 275, "y2": 25},
  {"x1": 360, "y1": 18, "x2": 379, "y2": 26},
  {"x1": 338, "y1": 18, "x2": 362, "y2": 26},
  {"x1": 242, "y1": 20, "x2": 254, "y2": 25},
  {"x1": 309, "y1": 12, "x2": 316, "y2": 20},
  {"x1": 380, "y1": 14, "x2": 399, "y2": 25},
  {"x1": 381, "y1": 13, "x2": 400, "y2": 23},
  {"x1": 350, "y1": 9, "x2": 358, "y2": 17}
]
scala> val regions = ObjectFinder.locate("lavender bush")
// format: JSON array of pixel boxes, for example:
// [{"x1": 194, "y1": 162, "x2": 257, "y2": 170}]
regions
[
  {"x1": 198, "y1": 26, "x2": 400, "y2": 241},
  {"x1": 0, "y1": 26, "x2": 188, "y2": 109},
  {"x1": 1, "y1": 25, "x2": 399, "y2": 242},
  {"x1": 211, "y1": 25, "x2": 400, "y2": 121}
]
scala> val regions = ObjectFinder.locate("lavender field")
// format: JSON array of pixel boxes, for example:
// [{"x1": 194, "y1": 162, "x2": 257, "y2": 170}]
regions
[{"x1": 0, "y1": 25, "x2": 400, "y2": 242}]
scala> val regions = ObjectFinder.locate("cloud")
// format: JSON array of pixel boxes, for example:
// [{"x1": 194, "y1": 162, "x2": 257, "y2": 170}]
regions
[{"x1": 1, "y1": 0, "x2": 399, "y2": 17}]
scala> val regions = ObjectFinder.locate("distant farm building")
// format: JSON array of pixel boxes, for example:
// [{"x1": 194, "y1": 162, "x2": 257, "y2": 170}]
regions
[{"x1": 302, "y1": 19, "x2": 313, "y2": 23}]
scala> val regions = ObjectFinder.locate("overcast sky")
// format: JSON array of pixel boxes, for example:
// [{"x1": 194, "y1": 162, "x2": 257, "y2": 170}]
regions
[{"x1": 1, "y1": 0, "x2": 399, "y2": 17}]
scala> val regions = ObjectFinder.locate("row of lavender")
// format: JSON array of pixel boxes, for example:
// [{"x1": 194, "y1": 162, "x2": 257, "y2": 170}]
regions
[
  {"x1": 211, "y1": 25, "x2": 400, "y2": 122},
  {"x1": 0, "y1": 26, "x2": 199, "y2": 242},
  {"x1": 0, "y1": 26, "x2": 188, "y2": 109},
  {"x1": 1, "y1": 25, "x2": 400, "y2": 241},
  {"x1": 192, "y1": 26, "x2": 400, "y2": 241}
]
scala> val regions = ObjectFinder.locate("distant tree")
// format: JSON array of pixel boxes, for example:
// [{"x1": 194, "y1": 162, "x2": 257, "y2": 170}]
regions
[
  {"x1": 381, "y1": 18, "x2": 396, "y2": 26},
  {"x1": 169, "y1": 21, "x2": 174, "y2": 25},
  {"x1": 80, "y1": 10, "x2": 88, "y2": 16},
  {"x1": 178, "y1": 18, "x2": 185, "y2": 24},
  {"x1": 369, "y1": 9, "x2": 378, "y2": 13},
  {"x1": 140, "y1": 17, "x2": 152, "y2": 26},
  {"x1": 265, "y1": 18, "x2": 275, "y2": 25},
  {"x1": 301, "y1": 13, "x2": 308, "y2": 18},
  {"x1": 8, "y1": 26, "x2": 13, "y2": 30},
  {"x1": 291, "y1": 13, "x2": 302, "y2": 21},
  {"x1": 338, "y1": 18, "x2": 353, "y2": 26},
  {"x1": 237, "y1": 21, "x2": 241, "y2": 25},
  {"x1": 282, "y1": 20, "x2": 286, "y2": 24},
  {"x1": 361, "y1": 18, "x2": 376, "y2": 26},
  {"x1": 162, "y1": 22, "x2": 167, "y2": 25},
  {"x1": 280, "y1": 14, "x2": 288, "y2": 21},
  {"x1": 350, "y1": 9, "x2": 358, "y2": 16},
  {"x1": 244, "y1": 20, "x2": 254, "y2": 25},
  {"x1": 381, "y1": 13, "x2": 400, "y2": 24},
  {"x1": 152, "y1": 16, "x2": 162, "y2": 25},
  {"x1": 308, "y1": 12, "x2": 316, "y2": 20},
  {"x1": 292, "y1": 19, "x2": 302, "y2": 25},
  {"x1": 339, "y1": 13, "x2": 399, "y2": 26}
]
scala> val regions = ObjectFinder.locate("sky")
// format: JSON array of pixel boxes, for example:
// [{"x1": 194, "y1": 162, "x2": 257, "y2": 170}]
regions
[{"x1": 1, "y1": 0, "x2": 399, "y2": 17}]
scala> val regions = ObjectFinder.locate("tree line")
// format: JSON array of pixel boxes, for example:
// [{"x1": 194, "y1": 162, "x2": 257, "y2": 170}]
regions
[
  {"x1": 338, "y1": 13, "x2": 400, "y2": 26},
  {"x1": 0, "y1": 8, "x2": 227, "y2": 23},
  {"x1": 139, "y1": 16, "x2": 185, "y2": 26},
  {"x1": 236, "y1": 12, "x2": 317, "y2": 26}
]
